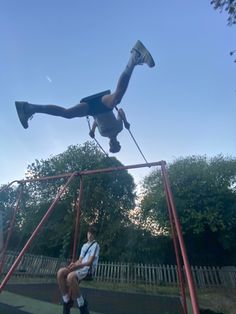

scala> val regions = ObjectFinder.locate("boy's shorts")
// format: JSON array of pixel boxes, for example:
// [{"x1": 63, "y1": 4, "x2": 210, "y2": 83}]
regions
[
  {"x1": 80, "y1": 90, "x2": 112, "y2": 116},
  {"x1": 76, "y1": 266, "x2": 90, "y2": 281}
]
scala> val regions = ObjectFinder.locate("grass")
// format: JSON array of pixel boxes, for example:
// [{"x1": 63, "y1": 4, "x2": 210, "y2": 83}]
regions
[
  {"x1": 81, "y1": 280, "x2": 180, "y2": 296},
  {"x1": 197, "y1": 288, "x2": 236, "y2": 314}
]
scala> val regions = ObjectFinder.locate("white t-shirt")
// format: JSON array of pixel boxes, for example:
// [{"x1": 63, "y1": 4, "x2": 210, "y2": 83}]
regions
[
  {"x1": 94, "y1": 111, "x2": 123, "y2": 138},
  {"x1": 80, "y1": 241, "x2": 100, "y2": 271}
]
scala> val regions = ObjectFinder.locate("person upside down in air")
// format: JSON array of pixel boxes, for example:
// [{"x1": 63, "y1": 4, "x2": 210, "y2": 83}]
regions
[{"x1": 15, "y1": 40, "x2": 155, "y2": 153}]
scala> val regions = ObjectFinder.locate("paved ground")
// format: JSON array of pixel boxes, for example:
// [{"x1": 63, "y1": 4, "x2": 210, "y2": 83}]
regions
[
  {"x1": 0, "y1": 283, "x2": 184, "y2": 314},
  {"x1": 0, "y1": 302, "x2": 30, "y2": 314},
  {"x1": 0, "y1": 291, "x2": 100, "y2": 314}
]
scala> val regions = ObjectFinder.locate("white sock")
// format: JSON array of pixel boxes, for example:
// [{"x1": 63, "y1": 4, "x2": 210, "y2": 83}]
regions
[
  {"x1": 62, "y1": 294, "x2": 70, "y2": 303},
  {"x1": 77, "y1": 295, "x2": 84, "y2": 307}
]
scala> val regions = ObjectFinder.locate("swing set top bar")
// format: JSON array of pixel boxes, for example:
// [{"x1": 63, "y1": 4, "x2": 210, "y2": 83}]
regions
[
  {"x1": 80, "y1": 160, "x2": 165, "y2": 176},
  {"x1": 0, "y1": 159, "x2": 200, "y2": 313},
  {"x1": 1, "y1": 161, "x2": 165, "y2": 188}
]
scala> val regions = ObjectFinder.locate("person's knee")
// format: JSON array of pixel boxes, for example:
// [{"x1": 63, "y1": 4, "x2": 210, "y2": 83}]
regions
[
  {"x1": 112, "y1": 89, "x2": 125, "y2": 105},
  {"x1": 63, "y1": 109, "x2": 74, "y2": 119},
  {"x1": 114, "y1": 93, "x2": 122, "y2": 105},
  {"x1": 65, "y1": 103, "x2": 88, "y2": 118},
  {"x1": 57, "y1": 267, "x2": 68, "y2": 279},
  {"x1": 67, "y1": 271, "x2": 78, "y2": 286}
]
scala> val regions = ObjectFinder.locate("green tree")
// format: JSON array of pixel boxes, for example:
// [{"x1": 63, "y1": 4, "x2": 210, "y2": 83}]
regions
[
  {"x1": 9, "y1": 141, "x2": 136, "y2": 259},
  {"x1": 211, "y1": 0, "x2": 236, "y2": 25},
  {"x1": 0, "y1": 184, "x2": 20, "y2": 251},
  {"x1": 140, "y1": 155, "x2": 236, "y2": 265},
  {"x1": 211, "y1": 0, "x2": 236, "y2": 62}
]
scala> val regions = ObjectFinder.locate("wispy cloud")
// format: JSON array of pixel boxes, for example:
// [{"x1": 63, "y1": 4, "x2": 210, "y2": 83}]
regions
[{"x1": 46, "y1": 75, "x2": 52, "y2": 83}]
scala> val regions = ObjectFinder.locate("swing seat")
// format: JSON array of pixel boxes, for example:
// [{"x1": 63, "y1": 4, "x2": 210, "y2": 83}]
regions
[
  {"x1": 80, "y1": 90, "x2": 111, "y2": 103},
  {"x1": 83, "y1": 268, "x2": 94, "y2": 281}
]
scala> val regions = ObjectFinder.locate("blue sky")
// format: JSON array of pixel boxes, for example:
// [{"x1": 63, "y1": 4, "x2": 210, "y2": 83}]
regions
[{"x1": 0, "y1": 1, "x2": 235, "y2": 186}]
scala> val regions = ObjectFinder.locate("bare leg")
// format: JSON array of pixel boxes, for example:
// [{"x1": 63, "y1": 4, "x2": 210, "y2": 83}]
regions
[
  {"x1": 57, "y1": 267, "x2": 70, "y2": 296},
  {"x1": 28, "y1": 101, "x2": 89, "y2": 119},
  {"x1": 102, "y1": 40, "x2": 155, "y2": 109},
  {"x1": 57, "y1": 268, "x2": 75, "y2": 313},
  {"x1": 15, "y1": 100, "x2": 89, "y2": 129},
  {"x1": 15, "y1": 41, "x2": 154, "y2": 130},
  {"x1": 102, "y1": 52, "x2": 138, "y2": 108},
  {"x1": 67, "y1": 272, "x2": 81, "y2": 300},
  {"x1": 67, "y1": 271, "x2": 89, "y2": 312}
]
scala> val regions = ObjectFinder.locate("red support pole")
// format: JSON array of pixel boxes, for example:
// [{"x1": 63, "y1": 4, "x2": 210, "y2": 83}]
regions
[
  {"x1": 0, "y1": 161, "x2": 165, "y2": 199},
  {"x1": 0, "y1": 181, "x2": 19, "y2": 194},
  {"x1": 0, "y1": 172, "x2": 77, "y2": 292},
  {"x1": 79, "y1": 161, "x2": 163, "y2": 175},
  {"x1": 2, "y1": 159, "x2": 195, "y2": 314},
  {"x1": 163, "y1": 178, "x2": 188, "y2": 314},
  {"x1": 0, "y1": 185, "x2": 23, "y2": 274},
  {"x1": 161, "y1": 162, "x2": 200, "y2": 314},
  {"x1": 72, "y1": 176, "x2": 83, "y2": 262}
]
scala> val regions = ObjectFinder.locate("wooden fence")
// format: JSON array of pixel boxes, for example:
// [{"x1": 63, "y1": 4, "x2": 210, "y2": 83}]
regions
[
  {"x1": 1, "y1": 252, "x2": 236, "y2": 289},
  {"x1": 94, "y1": 262, "x2": 236, "y2": 289}
]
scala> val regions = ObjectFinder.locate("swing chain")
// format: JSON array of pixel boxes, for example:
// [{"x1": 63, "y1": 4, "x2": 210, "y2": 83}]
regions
[
  {"x1": 86, "y1": 116, "x2": 109, "y2": 158},
  {"x1": 115, "y1": 107, "x2": 149, "y2": 165},
  {"x1": 87, "y1": 108, "x2": 149, "y2": 165}
]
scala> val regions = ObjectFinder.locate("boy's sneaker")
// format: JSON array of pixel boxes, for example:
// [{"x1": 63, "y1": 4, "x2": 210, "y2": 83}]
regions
[
  {"x1": 79, "y1": 299, "x2": 90, "y2": 314},
  {"x1": 63, "y1": 298, "x2": 74, "y2": 314},
  {"x1": 15, "y1": 101, "x2": 32, "y2": 129},
  {"x1": 131, "y1": 40, "x2": 155, "y2": 67}
]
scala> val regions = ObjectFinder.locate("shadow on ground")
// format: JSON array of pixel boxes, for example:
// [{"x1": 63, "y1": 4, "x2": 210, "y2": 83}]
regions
[{"x1": 0, "y1": 303, "x2": 30, "y2": 314}]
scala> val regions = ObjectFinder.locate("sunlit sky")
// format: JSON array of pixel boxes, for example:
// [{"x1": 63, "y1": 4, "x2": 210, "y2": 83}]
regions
[{"x1": 0, "y1": 1, "x2": 235, "y2": 186}]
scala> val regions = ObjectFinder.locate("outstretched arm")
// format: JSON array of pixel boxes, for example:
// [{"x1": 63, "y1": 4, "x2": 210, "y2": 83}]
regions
[
  {"x1": 117, "y1": 108, "x2": 130, "y2": 130},
  {"x1": 89, "y1": 121, "x2": 98, "y2": 138}
]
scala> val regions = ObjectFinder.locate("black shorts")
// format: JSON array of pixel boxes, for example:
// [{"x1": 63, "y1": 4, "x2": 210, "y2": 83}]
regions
[{"x1": 80, "y1": 90, "x2": 112, "y2": 116}]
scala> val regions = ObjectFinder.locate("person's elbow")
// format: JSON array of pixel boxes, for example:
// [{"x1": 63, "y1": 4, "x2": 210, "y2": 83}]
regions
[{"x1": 87, "y1": 256, "x2": 95, "y2": 266}]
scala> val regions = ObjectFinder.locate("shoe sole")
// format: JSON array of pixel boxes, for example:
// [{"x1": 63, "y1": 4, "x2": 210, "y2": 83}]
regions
[
  {"x1": 132, "y1": 40, "x2": 155, "y2": 67},
  {"x1": 15, "y1": 101, "x2": 28, "y2": 129},
  {"x1": 79, "y1": 300, "x2": 90, "y2": 314},
  {"x1": 63, "y1": 299, "x2": 74, "y2": 314}
]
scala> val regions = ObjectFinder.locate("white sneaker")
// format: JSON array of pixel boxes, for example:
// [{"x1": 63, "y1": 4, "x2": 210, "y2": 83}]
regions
[
  {"x1": 15, "y1": 101, "x2": 32, "y2": 129},
  {"x1": 131, "y1": 40, "x2": 155, "y2": 67}
]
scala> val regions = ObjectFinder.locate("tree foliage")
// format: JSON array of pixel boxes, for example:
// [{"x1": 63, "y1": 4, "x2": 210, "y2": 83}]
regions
[
  {"x1": 1, "y1": 142, "x2": 136, "y2": 259},
  {"x1": 0, "y1": 185, "x2": 20, "y2": 250},
  {"x1": 1, "y1": 141, "x2": 175, "y2": 264},
  {"x1": 3, "y1": 150, "x2": 236, "y2": 265},
  {"x1": 211, "y1": 0, "x2": 236, "y2": 25},
  {"x1": 140, "y1": 155, "x2": 236, "y2": 265}
]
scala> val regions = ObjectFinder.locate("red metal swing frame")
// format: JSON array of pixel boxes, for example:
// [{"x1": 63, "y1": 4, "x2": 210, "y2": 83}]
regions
[{"x1": 0, "y1": 160, "x2": 200, "y2": 314}]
